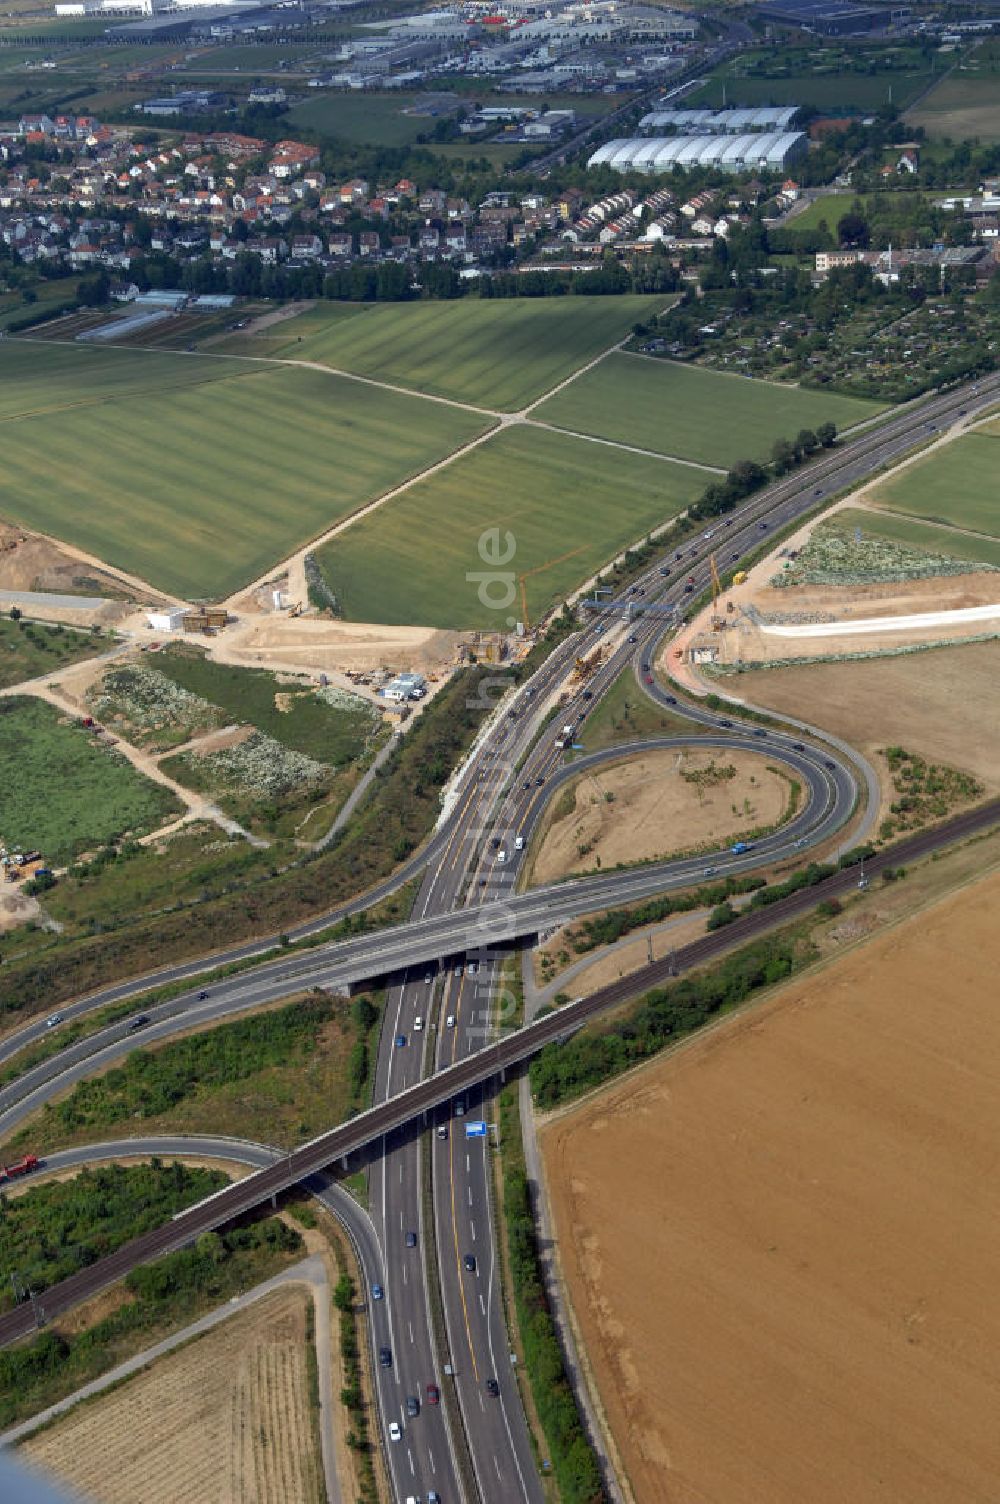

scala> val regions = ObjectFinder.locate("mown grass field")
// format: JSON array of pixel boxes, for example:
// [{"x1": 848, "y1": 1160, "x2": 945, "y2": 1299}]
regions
[
  {"x1": 0, "y1": 696, "x2": 181, "y2": 864},
  {"x1": 0, "y1": 349, "x2": 487, "y2": 597},
  {"x1": 534, "y1": 354, "x2": 882, "y2": 470},
  {"x1": 838, "y1": 506, "x2": 1000, "y2": 568},
  {"x1": 0, "y1": 338, "x2": 242, "y2": 416},
  {"x1": 315, "y1": 425, "x2": 704, "y2": 628},
  {"x1": 868, "y1": 431, "x2": 1000, "y2": 539},
  {"x1": 266, "y1": 295, "x2": 670, "y2": 410}
]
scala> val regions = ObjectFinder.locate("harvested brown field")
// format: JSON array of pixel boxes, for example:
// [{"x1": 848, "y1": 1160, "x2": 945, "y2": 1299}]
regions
[
  {"x1": 21, "y1": 1286, "x2": 323, "y2": 1504},
  {"x1": 729, "y1": 639, "x2": 1000, "y2": 792},
  {"x1": 543, "y1": 866, "x2": 1000, "y2": 1504},
  {"x1": 530, "y1": 748, "x2": 792, "y2": 884}
]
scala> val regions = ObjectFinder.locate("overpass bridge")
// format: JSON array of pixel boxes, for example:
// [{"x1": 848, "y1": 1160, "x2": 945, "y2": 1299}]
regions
[{"x1": 0, "y1": 798, "x2": 994, "y2": 1350}]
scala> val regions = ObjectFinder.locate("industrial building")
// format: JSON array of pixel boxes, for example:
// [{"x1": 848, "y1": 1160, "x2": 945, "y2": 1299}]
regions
[
  {"x1": 638, "y1": 106, "x2": 800, "y2": 134},
  {"x1": 588, "y1": 131, "x2": 807, "y2": 174},
  {"x1": 754, "y1": 0, "x2": 899, "y2": 33}
]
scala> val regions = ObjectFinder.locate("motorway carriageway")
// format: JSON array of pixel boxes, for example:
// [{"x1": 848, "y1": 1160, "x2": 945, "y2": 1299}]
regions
[{"x1": 0, "y1": 796, "x2": 995, "y2": 1355}]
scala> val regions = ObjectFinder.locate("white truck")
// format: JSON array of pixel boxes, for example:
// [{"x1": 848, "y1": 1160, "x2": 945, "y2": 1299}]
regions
[{"x1": 554, "y1": 722, "x2": 574, "y2": 749}]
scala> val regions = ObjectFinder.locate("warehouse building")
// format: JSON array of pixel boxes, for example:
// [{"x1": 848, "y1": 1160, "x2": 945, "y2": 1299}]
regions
[
  {"x1": 638, "y1": 106, "x2": 800, "y2": 133},
  {"x1": 588, "y1": 131, "x2": 807, "y2": 174},
  {"x1": 754, "y1": 0, "x2": 898, "y2": 32}
]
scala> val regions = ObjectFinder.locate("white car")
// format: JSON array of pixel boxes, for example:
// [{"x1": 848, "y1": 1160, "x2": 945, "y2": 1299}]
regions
[
  {"x1": 414, "y1": 1016, "x2": 423, "y2": 1032},
  {"x1": 496, "y1": 849, "x2": 507, "y2": 864},
  {"x1": 389, "y1": 1421, "x2": 402, "y2": 1443},
  {"x1": 514, "y1": 835, "x2": 524, "y2": 851},
  {"x1": 445, "y1": 1014, "x2": 455, "y2": 1029},
  {"x1": 45, "y1": 1013, "x2": 64, "y2": 1029}
]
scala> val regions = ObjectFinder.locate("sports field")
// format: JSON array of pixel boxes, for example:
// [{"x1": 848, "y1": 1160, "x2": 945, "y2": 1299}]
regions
[
  {"x1": 0, "y1": 351, "x2": 487, "y2": 597},
  {"x1": 838, "y1": 506, "x2": 1000, "y2": 568},
  {"x1": 868, "y1": 431, "x2": 1000, "y2": 539},
  {"x1": 907, "y1": 72, "x2": 1000, "y2": 142},
  {"x1": 533, "y1": 354, "x2": 882, "y2": 469},
  {"x1": 314, "y1": 425, "x2": 704, "y2": 628},
  {"x1": 265, "y1": 295, "x2": 669, "y2": 411}
]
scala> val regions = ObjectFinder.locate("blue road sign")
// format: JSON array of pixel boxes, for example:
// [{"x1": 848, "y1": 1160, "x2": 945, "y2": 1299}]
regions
[{"x1": 465, "y1": 1121, "x2": 488, "y2": 1139}]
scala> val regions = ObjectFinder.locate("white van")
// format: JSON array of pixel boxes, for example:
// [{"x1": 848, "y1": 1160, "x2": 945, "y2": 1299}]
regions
[
  {"x1": 514, "y1": 835, "x2": 524, "y2": 851},
  {"x1": 496, "y1": 849, "x2": 506, "y2": 864},
  {"x1": 414, "y1": 1016, "x2": 423, "y2": 1032}
]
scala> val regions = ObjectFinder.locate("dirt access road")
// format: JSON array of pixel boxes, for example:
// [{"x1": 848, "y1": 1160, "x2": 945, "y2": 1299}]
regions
[{"x1": 543, "y1": 866, "x2": 1000, "y2": 1504}]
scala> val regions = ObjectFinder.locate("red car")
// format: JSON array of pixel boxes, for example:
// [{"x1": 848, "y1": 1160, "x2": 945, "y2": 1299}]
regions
[
  {"x1": 426, "y1": 1383, "x2": 440, "y2": 1405},
  {"x1": 644, "y1": 674, "x2": 653, "y2": 684}
]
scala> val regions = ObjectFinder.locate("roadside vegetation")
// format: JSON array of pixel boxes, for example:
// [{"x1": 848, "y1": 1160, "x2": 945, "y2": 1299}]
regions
[
  {"x1": 879, "y1": 747, "x2": 983, "y2": 840},
  {"x1": 0, "y1": 696, "x2": 181, "y2": 866},
  {"x1": 0, "y1": 1210, "x2": 302, "y2": 1429},
  {"x1": 498, "y1": 1083, "x2": 604, "y2": 1504},
  {"x1": 577, "y1": 667, "x2": 691, "y2": 752},
  {"x1": 0, "y1": 665, "x2": 500, "y2": 1015},
  {"x1": 0, "y1": 1160, "x2": 227, "y2": 1314},
  {"x1": 0, "y1": 616, "x2": 106, "y2": 692},
  {"x1": 3, "y1": 991, "x2": 382, "y2": 1156}
]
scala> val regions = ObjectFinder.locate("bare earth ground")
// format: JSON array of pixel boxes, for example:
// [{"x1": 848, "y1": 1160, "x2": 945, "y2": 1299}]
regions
[
  {"x1": 530, "y1": 749, "x2": 791, "y2": 885},
  {"x1": 21, "y1": 1286, "x2": 323, "y2": 1504},
  {"x1": 727, "y1": 639, "x2": 1000, "y2": 793},
  {"x1": 542, "y1": 865, "x2": 1000, "y2": 1504},
  {"x1": 0, "y1": 521, "x2": 163, "y2": 616},
  {"x1": 212, "y1": 611, "x2": 464, "y2": 679}
]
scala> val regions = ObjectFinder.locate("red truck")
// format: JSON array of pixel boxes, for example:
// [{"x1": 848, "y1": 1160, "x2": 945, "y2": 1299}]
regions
[{"x1": 0, "y1": 1154, "x2": 39, "y2": 1184}]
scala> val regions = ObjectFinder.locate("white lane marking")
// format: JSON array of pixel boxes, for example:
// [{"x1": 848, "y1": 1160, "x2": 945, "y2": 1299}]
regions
[
  {"x1": 494, "y1": 1455, "x2": 503, "y2": 1480},
  {"x1": 407, "y1": 1449, "x2": 415, "y2": 1476},
  {"x1": 470, "y1": 1220, "x2": 476, "y2": 1242},
  {"x1": 409, "y1": 1320, "x2": 415, "y2": 1344},
  {"x1": 468, "y1": 1187, "x2": 473, "y2": 1205},
  {"x1": 479, "y1": 1293, "x2": 486, "y2": 1315},
  {"x1": 466, "y1": 1154, "x2": 470, "y2": 1173},
  {"x1": 429, "y1": 1447, "x2": 436, "y2": 1474},
  {"x1": 402, "y1": 1264, "x2": 408, "y2": 1286}
]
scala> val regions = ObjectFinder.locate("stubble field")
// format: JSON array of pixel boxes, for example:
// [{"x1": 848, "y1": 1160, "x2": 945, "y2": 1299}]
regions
[
  {"x1": 543, "y1": 866, "x2": 1000, "y2": 1504},
  {"x1": 21, "y1": 1285, "x2": 324, "y2": 1504},
  {"x1": 533, "y1": 353, "x2": 882, "y2": 469}
]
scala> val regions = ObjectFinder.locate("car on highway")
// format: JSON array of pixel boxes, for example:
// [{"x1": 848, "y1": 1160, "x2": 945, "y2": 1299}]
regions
[
  {"x1": 683, "y1": 583, "x2": 693, "y2": 593},
  {"x1": 719, "y1": 718, "x2": 732, "y2": 727},
  {"x1": 126, "y1": 1015, "x2": 150, "y2": 1033},
  {"x1": 627, "y1": 634, "x2": 638, "y2": 643},
  {"x1": 792, "y1": 742, "x2": 805, "y2": 751},
  {"x1": 454, "y1": 1099, "x2": 466, "y2": 1117},
  {"x1": 389, "y1": 1421, "x2": 402, "y2": 1442},
  {"x1": 197, "y1": 990, "x2": 209, "y2": 1000},
  {"x1": 758, "y1": 521, "x2": 768, "y2": 531},
  {"x1": 703, "y1": 866, "x2": 718, "y2": 876},
  {"x1": 414, "y1": 1016, "x2": 423, "y2": 1032},
  {"x1": 659, "y1": 566, "x2": 670, "y2": 576},
  {"x1": 731, "y1": 552, "x2": 739, "y2": 560},
  {"x1": 372, "y1": 1283, "x2": 384, "y2": 1301},
  {"x1": 406, "y1": 1230, "x2": 417, "y2": 1248},
  {"x1": 825, "y1": 759, "x2": 836, "y2": 769},
  {"x1": 468, "y1": 960, "x2": 478, "y2": 975},
  {"x1": 523, "y1": 780, "x2": 531, "y2": 790},
  {"x1": 426, "y1": 1383, "x2": 440, "y2": 1405},
  {"x1": 535, "y1": 776, "x2": 544, "y2": 786},
  {"x1": 641, "y1": 660, "x2": 649, "y2": 671},
  {"x1": 486, "y1": 1378, "x2": 500, "y2": 1397},
  {"x1": 644, "y1": 674, "x2": 653, "y2": 684},
  {"x1": 753, "y1": 728, "x2": 767, "y2": 738},
  {"x1": 45, "y1": 1013, "x2": 63, "y2": 1030},
  {"x1": 814, "y1": 488, "x2": 823, "y2": 497},
  {"x1": 437, "y1": 1124, "x2": 448, "y2": 1140},
  {"x1": 446, "y1": 1014, "x2": 455, "y2": 1028},
  {"x1": 582, "y1": 688, "x2": 593, "y2": 699},
  {"x1": 406, "y1": 1394, "x2": 420, "y2": 1418},
  {"x1": 464, "y1": 1253, "x2": 477, "y2": 1272},
  {"x1": 379, "y1": 1346, "x2": 392, "y2": 1367},
  {"x1": 454, "y1": 963, "x2": 463, "y2": 977},
  {"x1": 665, "y1": 695, "x2": 677, "y2": 705},
  {"x1": 395, "y1": 1033, "x2": 406, "y2": 1049},
  {"x1": 424, "y1": 973, "x2": 432, "y2": 985}
]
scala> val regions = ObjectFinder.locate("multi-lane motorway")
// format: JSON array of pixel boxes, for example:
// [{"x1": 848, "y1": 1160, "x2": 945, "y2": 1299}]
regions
[{"x1": 2, "y1": 370, "x2": 999, "y2": 1502}]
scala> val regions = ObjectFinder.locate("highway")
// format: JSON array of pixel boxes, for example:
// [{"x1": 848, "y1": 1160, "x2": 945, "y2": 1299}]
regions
[
  {"x1": 0, "y1": 797, "x2": 995, "y2": 1358},
  {"x1": 2, "y1": 368, "x2": 999, "y2": 1500}
]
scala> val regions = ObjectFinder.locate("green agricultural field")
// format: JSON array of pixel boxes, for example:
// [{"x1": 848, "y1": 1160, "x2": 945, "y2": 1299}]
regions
[
  {"x1": 868, "y1": 432, "x2": 1000, "y2": 539},
  {"x1": 834, "y1": 506, "x2": 1000, "y2": 568},
  {"x1": 0, "y1": 339, "x2": 239, "y2": 415},
  {"x1": 0, "y1": 696, "x2": 181, "y2": 864},
  {"x1": 289, "y1": 90, "x2": 447, "y2": 146},
  {"x1": 534, "y1": 354, "x2": 882, "y2": 470},
  {"x1": 782, "y1": 193, "x2": 855, "y2": 233},
  {"x1": 0, "y1": 349, "x2": 488, "y2": 597},
  {"x1": 688, "y1": 52, "x2": 937, "y2": 112},
  {"x1": 315, "y1": 425, "x2": 704, "y2": 628},
  {"x1": 267, "y1": 295, "x2": 670, "y2": 411}
]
